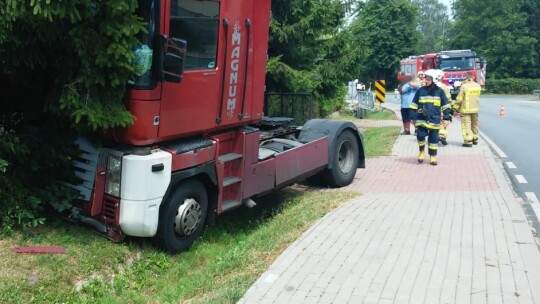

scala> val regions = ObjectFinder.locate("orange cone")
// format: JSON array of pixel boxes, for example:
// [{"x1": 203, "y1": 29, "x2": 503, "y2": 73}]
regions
[{"x1": 499, "y1": 105, "x2": 507, "y2": 117}]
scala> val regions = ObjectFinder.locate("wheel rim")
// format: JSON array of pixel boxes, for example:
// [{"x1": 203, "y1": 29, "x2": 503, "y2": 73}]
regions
[
  {"x1": 338, "y1": 139, "x2": 354, "y2": 173},
  {"x1": 174, "y1": 197, "x2": 202, "y2": 236}
]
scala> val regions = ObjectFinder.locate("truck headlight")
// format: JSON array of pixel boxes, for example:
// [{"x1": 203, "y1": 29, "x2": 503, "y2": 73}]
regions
[{"x1": 105, "y1": 155, "x2": 122, "y2": 197}]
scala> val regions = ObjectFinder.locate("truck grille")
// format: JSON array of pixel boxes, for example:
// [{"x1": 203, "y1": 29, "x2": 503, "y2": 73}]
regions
[
  {"x1": 71, "y1": 137, "x2": 100, "y2": 201},
  {"x1": 102, "y1": 195, "x2": 120, "y2": 224}
]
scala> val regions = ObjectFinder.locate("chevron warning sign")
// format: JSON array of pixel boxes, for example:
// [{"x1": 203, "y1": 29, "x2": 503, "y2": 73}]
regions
[{"x1": 375, "y1": 80, "x2": 386, "y2": 103}]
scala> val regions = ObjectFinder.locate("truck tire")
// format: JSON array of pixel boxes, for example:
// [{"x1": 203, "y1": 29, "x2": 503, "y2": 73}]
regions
[
  {"x1": 155, "y1": 179, "x2": 208, "y2": 253},
  {"x1": 307, "y1": 129, "x2": 359, "y2": 187}
]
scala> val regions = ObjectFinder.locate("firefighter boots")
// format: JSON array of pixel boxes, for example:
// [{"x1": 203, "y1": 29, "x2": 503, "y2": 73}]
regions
[
  {"x1": 462, "y1": 142, "x2": 473, "y2": 147},
  {"x1": 439, "y1": 137, "x2": 448, "y2": 146},
  {"x1": 430, "y1": 155, "x2": 437, "y2": 166},
  {"x1": 473, "y1": 139, "x2": 478, "y2": 145},
  {"x1": 418, "y1": 150, "x2": 425, "y2": 163}
]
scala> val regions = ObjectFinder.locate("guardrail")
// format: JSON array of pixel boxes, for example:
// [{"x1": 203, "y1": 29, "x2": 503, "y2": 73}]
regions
[
  {"x1": 533, "y1": 89, "x2": 540, "y2": 98},
  {"x1": 354, "y1": 91, "x2": 375, "y2": 118}
]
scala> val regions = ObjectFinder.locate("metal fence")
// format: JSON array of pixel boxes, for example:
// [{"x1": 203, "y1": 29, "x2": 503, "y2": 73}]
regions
[
  {"x1": 264, "y1": 93, "x2": 316, "y2": 125},
  {"x1": 346, "y1": 80, "x2": 375, "y2": 118}
]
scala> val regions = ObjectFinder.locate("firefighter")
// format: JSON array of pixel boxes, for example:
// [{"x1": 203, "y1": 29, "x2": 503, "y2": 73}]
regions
[
  {"x1": 416, "y1": 71, "x2": 425, "y2": 85},
  {"x1": 433, "y1": 70, "x2": 452, "y2": 145},
  {"x1": 410, "y1": 69, "x2": 452, "y2": 165},
  {"x1": 452, "y1": 72, "x2": 481, "y2": 147}
]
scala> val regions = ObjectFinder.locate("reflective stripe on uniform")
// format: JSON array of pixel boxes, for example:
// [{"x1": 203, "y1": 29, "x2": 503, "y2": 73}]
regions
[
  {"x1": 418, "y1": 96, "x2": 441, "y2": 107},
  {"x1": 428, "y1": 143, "x2": 438, "y2": 150},
  {"x1": 415, "y1": 119, "x2": 426, "y2": 126},
  {"x1": 466, "y1": 88, "x2": 481, "y2": 95},
  {"x1": 414, "y1": 120, "x2": 441, "y2": 129},
  {"x1": 423, "y1": 122, "x2": 441, "y2": 130}
]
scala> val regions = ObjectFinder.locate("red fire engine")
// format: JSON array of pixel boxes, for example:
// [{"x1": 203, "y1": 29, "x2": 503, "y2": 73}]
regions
[
  {"x1": 398, "y1": 49, "x2": 486, "y2": 99},
  {"x1": 69, "y1": 0, "x2": 365, "y2": 253}
]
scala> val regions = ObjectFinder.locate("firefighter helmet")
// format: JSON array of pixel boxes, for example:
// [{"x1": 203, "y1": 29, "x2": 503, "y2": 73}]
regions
[
  {"x1": 433, "y1": 69, "x2": 444, "y2": 83},
  {"x1": 424, "y1": 69, "x2": 438, "y2": 80}
]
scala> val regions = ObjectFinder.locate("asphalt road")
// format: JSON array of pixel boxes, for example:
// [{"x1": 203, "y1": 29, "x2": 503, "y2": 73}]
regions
[{"x1": 478, "y1": 95, "x2": 540, "y2": 217}]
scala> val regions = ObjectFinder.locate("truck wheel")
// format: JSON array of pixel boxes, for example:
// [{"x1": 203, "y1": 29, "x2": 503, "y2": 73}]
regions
[
  {"x1": 155, "y1": 179, "x2": 208, "y2": 253},
  {"x1": 307, "y1": 129, "x2": 359, "y2": 187}
]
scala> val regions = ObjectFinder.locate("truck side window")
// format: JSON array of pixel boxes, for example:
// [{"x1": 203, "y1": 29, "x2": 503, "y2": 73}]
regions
[{"x1": 170, "y1": 0, "x2": 219, "y2": 70}]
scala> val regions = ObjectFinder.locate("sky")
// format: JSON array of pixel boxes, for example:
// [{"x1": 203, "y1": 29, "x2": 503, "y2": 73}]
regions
[{"x1": 439, "y1": 0, "x2": 453, "y2": 17}]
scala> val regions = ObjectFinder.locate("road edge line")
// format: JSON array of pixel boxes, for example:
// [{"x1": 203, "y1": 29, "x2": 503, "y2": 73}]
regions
[{"x1": 479, "y1": 130, "x2": 507, "y2": 158}]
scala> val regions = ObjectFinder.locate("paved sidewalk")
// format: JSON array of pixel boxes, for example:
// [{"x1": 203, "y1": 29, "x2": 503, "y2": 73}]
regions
[{"x1": 239, "y1": 102, "x2": 540, "y2": 304}]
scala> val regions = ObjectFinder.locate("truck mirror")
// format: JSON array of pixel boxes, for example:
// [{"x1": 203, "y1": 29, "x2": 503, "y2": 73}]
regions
[
  {"x1": 477, "y1": 56, "x2": 485, "y2": 69},
  {"x1": 162, "y1": 37, "x2": 187, "y2": 83}
]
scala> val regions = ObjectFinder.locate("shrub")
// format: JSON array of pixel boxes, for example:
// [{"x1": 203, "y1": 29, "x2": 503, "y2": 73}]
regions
[{"x1": 485, "y1": 78, "x2": 540, "y2": 94}]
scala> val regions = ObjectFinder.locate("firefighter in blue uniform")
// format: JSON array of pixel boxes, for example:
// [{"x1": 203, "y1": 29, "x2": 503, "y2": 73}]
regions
[{"x1": 410, "y1": 69, "x2": 452, "y2": 165}]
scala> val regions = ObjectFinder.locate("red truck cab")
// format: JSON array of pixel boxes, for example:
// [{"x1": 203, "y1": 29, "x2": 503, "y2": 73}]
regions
[{"x1": 71, "y1": 0, "x2": 365, "y2": 253}]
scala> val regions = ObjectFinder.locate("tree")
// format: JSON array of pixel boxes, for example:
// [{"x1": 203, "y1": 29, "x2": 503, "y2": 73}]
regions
[
  {"x1": 449, "y1": 0, "x2": 539, "y2": 78},
  {"x1": 0, "y1": 1, "x2": 145, "y2": 229},
  {"x1": 350, "y1": 0, "x2": 419, "y2": 85},
  {"x1": 413, "y1": 0, "x2": 452, "y2": 54},
  {"x1": 267, "y1": 0, "x2": 356, "y2": 115},
  {"x1": 523, "y1": 0, "x2": 540, "y2": 78}
]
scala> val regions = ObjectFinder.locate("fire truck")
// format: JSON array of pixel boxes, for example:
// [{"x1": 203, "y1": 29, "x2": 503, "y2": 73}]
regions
[
  {"x1": 69, "y1": 0, "x2": 365, "y2": 253},
  {"x1": 398, "y1": 49, "x2": 486, "y2": 99}
]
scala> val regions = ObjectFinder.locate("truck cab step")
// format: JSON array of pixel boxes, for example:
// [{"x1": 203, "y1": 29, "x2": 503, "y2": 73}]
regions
[
  {"x1": 221, "y1": 200, "x2": 242, "y2": 212},
  {"x1": 223, "y1": 176, "x2": 241, "y2": 187},
  {"x1": 218, "y1": 153, "x2": 242, "y2": 164}
]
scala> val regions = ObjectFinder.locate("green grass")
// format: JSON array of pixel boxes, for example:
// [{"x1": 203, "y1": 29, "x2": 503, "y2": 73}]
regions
[
  {"x1": 363, "y1": 126, "x2": 401, "y2": 157},
  {"x1": 329, "y1": 107, "x2": 400, "y2": 157},
  {"x1": 0, "y1": 190, "x2": 358, "y2": 303},
  {"x1": 365, "y1": 108, "x2": 397, "y2": 120},
  {"x1": 330, "y1": 107, "x2": 397, "y2": 121}
]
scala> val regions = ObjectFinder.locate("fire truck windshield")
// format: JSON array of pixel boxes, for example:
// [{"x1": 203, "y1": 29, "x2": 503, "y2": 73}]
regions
[
  {"x1": 439, "y1": 57, "x2": 475, "y2": 71},
  {"x1": 129, "y1": 0, "x2": 158, "y2": 89}
]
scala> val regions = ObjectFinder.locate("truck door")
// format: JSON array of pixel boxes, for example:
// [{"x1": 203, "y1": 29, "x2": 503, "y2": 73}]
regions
[
  {"x1": 159, "y1": 0, "x2": 222, "y2": 138},
  {"x1": 159, "y1": 0, "x2": 254, "y2": 138}
]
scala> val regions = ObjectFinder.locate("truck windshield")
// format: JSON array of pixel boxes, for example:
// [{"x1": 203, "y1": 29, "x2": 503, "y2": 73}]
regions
[
  {"x1": 439, "y1": 58, "x2": 475, "y2": 71},
  {"x1": 129, "y1": 0, "x2": 158, "y2": 89}
]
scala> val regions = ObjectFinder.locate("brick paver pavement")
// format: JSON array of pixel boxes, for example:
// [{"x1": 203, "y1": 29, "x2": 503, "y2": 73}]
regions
[{"x1": 239, "y1": 102, "x2": 540, "y2": 304}]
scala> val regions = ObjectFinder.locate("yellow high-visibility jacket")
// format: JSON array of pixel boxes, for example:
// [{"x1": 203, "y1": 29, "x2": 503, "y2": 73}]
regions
[{"x1": 453, "y1": 79, "x2": 481, "y2": 114}]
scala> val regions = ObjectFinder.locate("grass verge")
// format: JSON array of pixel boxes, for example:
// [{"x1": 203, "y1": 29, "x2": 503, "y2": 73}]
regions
[
  {"x1": 365, "y1": 108, "x2": 397, "y2": 120},
  {"x1": 363, "y1": 126, "x2": 401, "y2": 157},
  {"x1": 0, "y1": 190, "x2": 358, "y2": 303},
  {"x1": 330, "y1": 107, "x2": 397, "y2": 121}
]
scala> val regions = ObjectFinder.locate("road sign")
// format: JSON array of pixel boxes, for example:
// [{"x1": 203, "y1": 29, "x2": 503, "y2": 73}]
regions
[{"x1": 375, "y1": 80, "x2": 386, "y2": 103}]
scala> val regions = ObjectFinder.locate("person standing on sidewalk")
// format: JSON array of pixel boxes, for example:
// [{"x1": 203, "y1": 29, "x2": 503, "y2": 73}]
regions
[
  {"x1": 398, "y1": 74, "x2": 419, "y2": 135},
  {"x1": 410, "y1": 69, "x2": 452, "y2": 165},
  {"x1": 452, "y1": 72, "x2": 481, "y2": 147},
  {"x1": 434, "y1": 70, "x2": 452, "y2": 145}
]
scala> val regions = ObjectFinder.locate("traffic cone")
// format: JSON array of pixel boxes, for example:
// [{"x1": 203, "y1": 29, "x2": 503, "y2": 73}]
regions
[{"x1": 499, "y1": 105, "x2": 507, "y2": 117}]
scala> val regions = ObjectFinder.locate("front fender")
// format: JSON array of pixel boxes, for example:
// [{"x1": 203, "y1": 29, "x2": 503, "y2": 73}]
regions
[{"x1": 298, "y1": 119, "x2": 365, "y2": 169}]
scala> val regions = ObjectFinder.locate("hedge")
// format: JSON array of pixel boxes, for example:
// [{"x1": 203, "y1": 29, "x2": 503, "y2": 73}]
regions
[{"x1": 485, "y1": 78, "x2": 540, "y2": 94}]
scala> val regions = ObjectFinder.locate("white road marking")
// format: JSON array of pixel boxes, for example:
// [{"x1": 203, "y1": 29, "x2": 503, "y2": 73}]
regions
[
  {"x1": 506, "y1": 162, "x2": 516, "y2": 169},
  {"x1": 525, "y1": 192, "x2": 540, "y2": 224},
  {"x1": 515, "y1": 175, "x2": 528, "y2": 184},
  {"x1": 479, "y1": 130, "x2": 507, "y2": 158}
]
